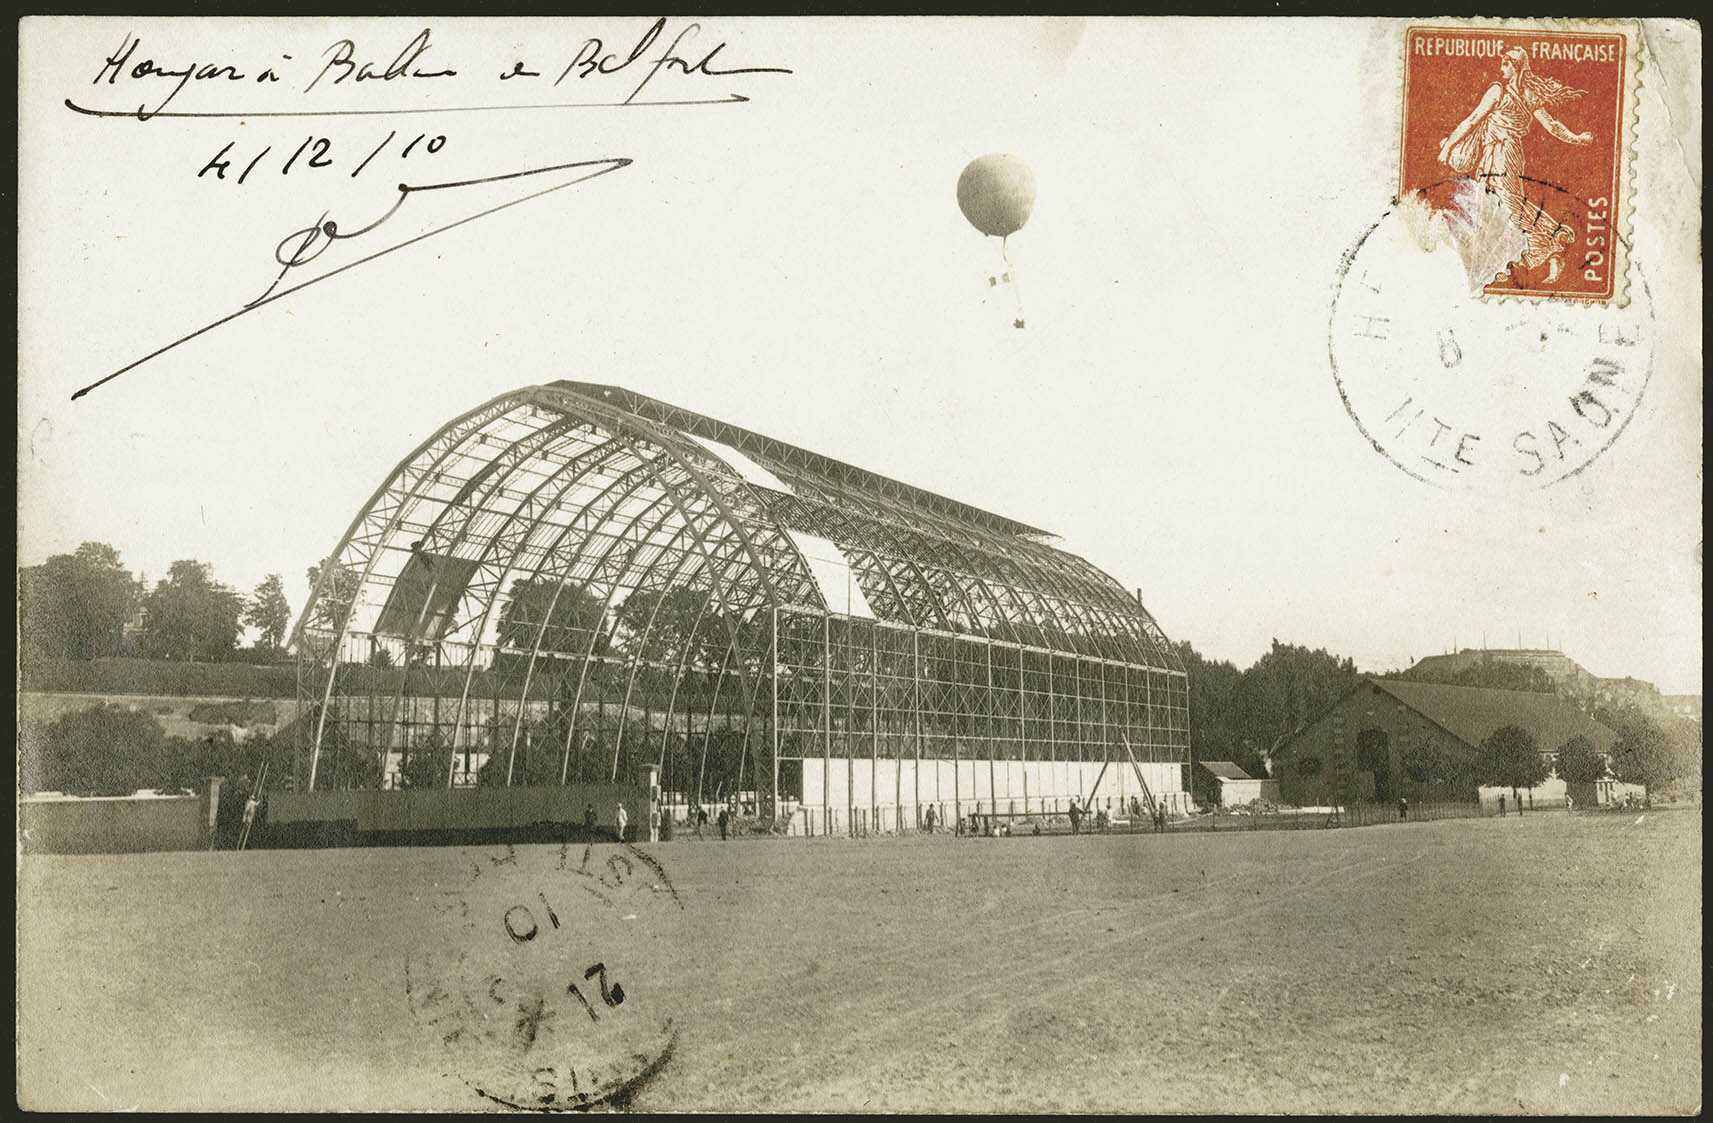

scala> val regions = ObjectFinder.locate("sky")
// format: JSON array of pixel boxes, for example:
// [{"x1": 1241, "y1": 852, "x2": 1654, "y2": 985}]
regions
[{"x1": 17, "y1": 17, "x2": 1705, "y2": 693}]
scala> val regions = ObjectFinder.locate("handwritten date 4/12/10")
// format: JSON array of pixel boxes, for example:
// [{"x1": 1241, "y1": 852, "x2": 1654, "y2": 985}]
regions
[{"x1": 199, "y1": 131, "x2": 446, "y2": 185}]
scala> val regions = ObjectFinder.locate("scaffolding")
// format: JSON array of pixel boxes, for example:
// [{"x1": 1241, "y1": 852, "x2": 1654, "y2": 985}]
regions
[{"x1": 290, "y1": 382, "x2": 1189, "y2": 828}]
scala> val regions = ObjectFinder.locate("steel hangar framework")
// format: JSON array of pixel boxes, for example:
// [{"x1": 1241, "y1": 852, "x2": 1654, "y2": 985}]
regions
[{"x1": 291, "y1": 381, "x2": 1190, "y2": 833}]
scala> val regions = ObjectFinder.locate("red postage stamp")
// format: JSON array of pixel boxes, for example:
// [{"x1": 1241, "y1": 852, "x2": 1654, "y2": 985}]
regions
[{"x1": 1399, "y1": 22, "x2": 1639, "y2": 304}]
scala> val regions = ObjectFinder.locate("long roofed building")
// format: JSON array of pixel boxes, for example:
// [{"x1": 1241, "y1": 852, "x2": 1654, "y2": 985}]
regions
[{"x1": 291, "y1": 382, "x2": 1190, "y2": 834}]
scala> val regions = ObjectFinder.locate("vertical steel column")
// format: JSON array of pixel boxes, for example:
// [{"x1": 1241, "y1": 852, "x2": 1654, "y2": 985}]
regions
[
  {"x1": 846, "y1": 622, "x2": 855, "y2": 837},
  {"x1": 912, "y1": 630, "x2": 922, "y2": 829},
  {"x1": 771, "y1": 605, "x2": 779, "y2": 829},
  {"x1": 1017, "y1": 648, "x2": 1028, "y2": 812},
  {"x1": 1098, "y1": 659, "x2": 1109, "y2": 813},
  {"x1": 986, "y1": 641, "x2": 997, "y2": 824},
  {"x1": 871, "y1": 623, "x2": 879, "y2": 833},
  {"x1": 953, "y1": 641, "x2": 961, "y2": 830},
  {"x1": 1073, "y1": 655, "x2": 1085, "y2": 803},
  {"x1": 1144, "y1": 665, "x2": 1155, "y2": 766},
  {"x1": 367, "y1": 672, "x2": 377, "y2": 785},
  {"x1": 1047, "y1": 650, "x2": 1056, "y2": 810},
  {"x1": 823, "y1": 613, "x2": 832, "y2": 837},
  {"x1": 1183, "y1": 668, "x2": 1193, "y2": 813}
]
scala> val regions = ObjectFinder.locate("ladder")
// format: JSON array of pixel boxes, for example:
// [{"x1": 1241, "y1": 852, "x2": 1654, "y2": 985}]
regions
[
  {"x1": 1085, "y1": 736, "x2": 1162, "y2": 820},
  {"x1": 237, "y1": 759, "x2": 269, "y2": 851}
]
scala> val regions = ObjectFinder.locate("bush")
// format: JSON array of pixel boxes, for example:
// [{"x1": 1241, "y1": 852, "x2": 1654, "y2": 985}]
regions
[
  {"x1": 19, "y1": 655, "x2": 299, "y2": 698},
  {"x1": 1555, "y1": 735, "x2": 1606, "y2": 785},
  {"x1": 23, "y1": 706, "x2": 171, "y2": 796},
  {"x1": 476, "y1": 725, "x2": 569, "y2": 787},
  {"x1": 398, "y1": 734, "x2": 456, "y2": 790}
]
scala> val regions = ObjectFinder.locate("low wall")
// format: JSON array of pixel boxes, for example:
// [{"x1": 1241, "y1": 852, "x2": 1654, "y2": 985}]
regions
[
  {"x1": 264, "y1": 781, "x2": 653, "y2": 836},
  {"x1": 20, "y1": 791, "x2": 214, "y2": 854},
  {"x1": 1477, "y1": 777, "x2": 1647, "y2": 810}
]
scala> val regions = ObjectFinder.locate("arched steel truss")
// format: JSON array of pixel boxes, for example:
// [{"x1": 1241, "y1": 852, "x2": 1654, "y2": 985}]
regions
[{"x1": 291, "y1": 382, "x2": 1189, "y2": 822}]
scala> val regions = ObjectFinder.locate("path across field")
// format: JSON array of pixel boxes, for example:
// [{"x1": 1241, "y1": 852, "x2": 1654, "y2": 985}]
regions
[{"x1": 17, "y1": 810, "x2": 1700, "y2": 1113}]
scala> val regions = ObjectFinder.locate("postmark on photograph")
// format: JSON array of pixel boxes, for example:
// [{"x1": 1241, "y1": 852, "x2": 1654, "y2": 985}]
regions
[
  {"x1": 1398, "y1": 21, "x2": 1639, "y2": 304},
  {"x1": 402, "y1": 841, "x2": 686, "y2": 1111},
  {"x1": 1328, "y1": 194, "x2": 1655, "y2": 494}
]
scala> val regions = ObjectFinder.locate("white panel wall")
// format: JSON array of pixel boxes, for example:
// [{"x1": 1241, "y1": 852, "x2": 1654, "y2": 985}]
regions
[{"x1": 794, "y1": 756, "x2": 1190, "y2": 834}]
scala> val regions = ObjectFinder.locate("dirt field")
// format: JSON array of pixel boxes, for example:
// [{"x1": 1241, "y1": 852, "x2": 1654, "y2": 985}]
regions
[{"x1": 16, "y1": 809, "x2": 1700, "y2": 1113}]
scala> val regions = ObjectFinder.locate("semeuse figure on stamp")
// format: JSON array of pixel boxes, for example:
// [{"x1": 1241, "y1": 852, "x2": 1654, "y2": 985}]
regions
[{"x1": 1436, "y1": 46, "x2": 1595, "y2": 285}]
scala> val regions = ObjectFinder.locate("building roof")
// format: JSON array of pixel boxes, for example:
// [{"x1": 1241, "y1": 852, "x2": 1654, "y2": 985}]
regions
[
  {"x1": 1406, "y1": 648, "x2": 1593, "y2": 684},
  {"x1": 293, "y1": 381, "x2": 1183, "y2": 672},
  {"x1": 1369, "y1": 679, "x2": 1617, "y2": 755},
  {"x1": 1198, "y1": 760, "x2": 1255, "y2": 781},
  {"x1": 553, "y1": 382, "x2": 1054, "y2": 539}
]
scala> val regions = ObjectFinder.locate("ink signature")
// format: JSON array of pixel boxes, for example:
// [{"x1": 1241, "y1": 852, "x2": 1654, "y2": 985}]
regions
[
  {"x1": 71, "y1": 155, "x2": 631, "y2": 400},
  {"x1": 553, "y1": 17, "x2": 795, "y2": 105}
]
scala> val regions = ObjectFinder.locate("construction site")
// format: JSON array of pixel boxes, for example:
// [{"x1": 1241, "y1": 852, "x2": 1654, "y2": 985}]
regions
[{"x1": 283, "y1": 382, "x2": 1191, "y2": 840}]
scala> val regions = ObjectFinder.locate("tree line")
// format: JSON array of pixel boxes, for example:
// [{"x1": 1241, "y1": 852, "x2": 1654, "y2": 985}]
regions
[
  {"x1": 19, "y1": 542, "x2": 293, "y2": 664},
  {"x1": 19, "y1": 541, "x2": 1700, "y2": 803}
]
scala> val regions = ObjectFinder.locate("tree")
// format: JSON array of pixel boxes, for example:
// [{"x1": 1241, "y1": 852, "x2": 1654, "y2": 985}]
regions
[
  {"x1": 18, "y1": 542, "x2": 138, "y2": 660},
  {"x1": 497, "y1": 578, "x2": 610, "y2": 651},
  {"x1": 244, "y1": 574, "x2": 292, "y2": 651},
  {"x1": 305, "y1": 557, "x2": 362, "y2": 632},
  {"x1": 1479, "y1": 724, "x2": 1548, "y2": 813},
  {"x1": 398, "y1": 732, "x2": 455, "y2": 790},
  {"x1": 477, "y1": 718, "x2": 556, "y2": 788},
  {"x1": 493, "y1": 578, "x2": 613, "y2": 678},
  {"x1": 1171, "y1": 642, "x2": 1254, "y2": 774},
  {"x1": 615, "y1": 585, "x2": 732, "y2": 692},
  {"x1": 1233, "y1": 640, "x2": 1361, "y2": 765},
  {"x1": 138, "y1": 560, "x2": 246, "y2": 662},
  {"x1": 1169, "y1": 637, "x2": 1364, "y2": 787},
  {"x1": 1554, "y1": 734, "x2": 1606, "y2": 785},
  {"x1": 1605, "y1": 709, "x2": 1676, "y2": 806},
  {"x1": 300, "y1": 705, "x2": 382, "y2": 791}
]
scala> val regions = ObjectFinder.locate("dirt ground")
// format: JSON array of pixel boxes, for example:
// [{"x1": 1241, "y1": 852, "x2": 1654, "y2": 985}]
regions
[{"x1": 16, "y1": 808, "x2": 1700, "y2": 1113}]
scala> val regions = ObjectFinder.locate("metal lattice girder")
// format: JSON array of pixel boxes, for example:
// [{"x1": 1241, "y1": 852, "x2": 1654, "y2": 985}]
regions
[{"x1": 293, "y1": 382, "x2": 1190, "y2": 800}]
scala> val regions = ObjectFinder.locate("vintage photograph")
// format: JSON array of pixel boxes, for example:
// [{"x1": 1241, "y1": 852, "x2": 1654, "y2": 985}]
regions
[{"x1": 15, "y1": 15, "x2": 1702, "y2": 1113}]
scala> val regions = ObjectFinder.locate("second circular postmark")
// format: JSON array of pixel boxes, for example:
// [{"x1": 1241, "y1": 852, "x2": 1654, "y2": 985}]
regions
[
  {"x1": 1329, "y1": 178, "x2": 1655, "y2": 494},
  {"x1": 403, "y1": 841, "x2": 686, "y2": 1111}
]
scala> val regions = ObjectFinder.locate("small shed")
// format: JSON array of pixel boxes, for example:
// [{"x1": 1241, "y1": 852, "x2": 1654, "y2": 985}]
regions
[{"x1": 1196, "y1": 761, "x2": 1280, "y2": 808}]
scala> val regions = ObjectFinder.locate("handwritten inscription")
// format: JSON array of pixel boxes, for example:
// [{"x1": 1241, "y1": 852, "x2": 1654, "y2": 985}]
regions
[
  {"x1": 79, "y1": 19, "x2": 792, "y2": 119},
  {"x1": 64, "y1": 18, "x2": 792, "y2": 400}
]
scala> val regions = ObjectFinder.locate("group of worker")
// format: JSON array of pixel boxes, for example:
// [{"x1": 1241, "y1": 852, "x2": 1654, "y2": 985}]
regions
[
  {"x1": 599, "y1": 800, "x2": 739, "y2": 843},
  {"x1": 914, "y1": 795, "x2": 1172, "y2": 837},
  {"x1": 1067, "y1": 795, "x2": 1170, "y2": 835}
]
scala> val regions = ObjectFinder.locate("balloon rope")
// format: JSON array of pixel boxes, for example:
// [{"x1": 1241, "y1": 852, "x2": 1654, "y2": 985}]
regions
[{"x1": 1000, "y1": 235, "x2": 1012, "y2": 266}]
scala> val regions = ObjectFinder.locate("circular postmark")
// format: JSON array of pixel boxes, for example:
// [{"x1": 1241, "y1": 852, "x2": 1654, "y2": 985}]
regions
[
  {"x1": 403, "y1": 841, "x2": 685, "y2": 1111},
  {"x1": 1329, "y1": 177, "x2": 1655, "y2": 493}
]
